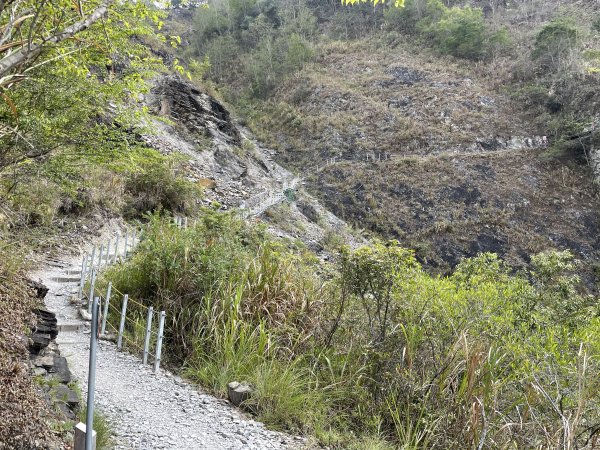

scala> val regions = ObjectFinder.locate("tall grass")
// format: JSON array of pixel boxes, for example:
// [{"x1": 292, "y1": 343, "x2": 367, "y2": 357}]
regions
[
  {"x1": 102, "y1": 213, "x2": 600, "y2": 448},
  {"x1": 78, "y1": 408, "x2": 113, "y2": 450}
]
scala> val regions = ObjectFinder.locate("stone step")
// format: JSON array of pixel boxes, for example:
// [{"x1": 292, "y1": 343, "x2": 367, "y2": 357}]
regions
[
  {"x1": 58, "y1": 323, "x2": 86, "y2": 333},
  {"x1": 51, "y1": 276, "x2": 81, "y2": 283},
  {"x1": 65, "y1": 270, "x2": 82, "y2": 275}
]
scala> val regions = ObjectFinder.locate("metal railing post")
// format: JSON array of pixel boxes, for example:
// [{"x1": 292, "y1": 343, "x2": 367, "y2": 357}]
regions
[
  {"x1": 90, "y1": 247, "x2": 96, "y2": 271},
  {"x1": 117, "y1": 294, "x2": 128, "y2": 351},
  {"x1": 78, "y1": 255, "x2": 86, "y2": 300},
  {"x1": 85, "y1": 296, "x2": 100, "y2": 450},
  {"x1": 101, "y1": 282, "x2": 111, "y2": 335},
  {"x1": 142, "y1": 306, "x2": 154, "y2": 364},
  {"x1": 88, "y1": 269, "x2": 96, "y2": 314},
  {"x1": 105, "y1": 238, "x2": 111, "y2": 264},
  {"x1": 98, "y1": 243, "x2": 104, "y2": 268},
  {"x1": 154, "y1": 311, "x2": 166, "y2": 374},
  {"x1": 113, "y1": 234, "x2": 119, "y2": 264},
  {"x1": 124, "y1": 231, "x2": 129, "y2": 256}
]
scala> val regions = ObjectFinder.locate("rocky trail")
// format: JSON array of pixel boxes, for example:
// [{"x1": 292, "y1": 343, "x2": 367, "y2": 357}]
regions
[{"x1": 32, "y1": 241, "x2": 303, "y2": 450}]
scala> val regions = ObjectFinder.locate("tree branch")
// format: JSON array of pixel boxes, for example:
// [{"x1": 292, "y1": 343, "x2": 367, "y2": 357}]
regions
[{"x1": 0, "y1": 0, "x2": 111, "y2": 78}]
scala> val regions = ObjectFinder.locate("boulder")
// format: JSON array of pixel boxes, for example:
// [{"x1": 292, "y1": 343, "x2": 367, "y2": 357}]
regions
[
  {"x1": 227, "y1": 381, "x2": 254, "y2": 407},
  {"x1": 27, "y1": 280, "x2": 49, "y2": 299},
  {"x1": 149, "y1": 76, "x2": 241, "y2": 146},
  {"x1": 48, "y1": 356, "x2": 72, "y2": 384},
  {"x1": 30, "y1": 308, "x2": 58, "y2": 354},
  {"x1": 79, "y1": 308, "x2": 92, "y2": 321}
]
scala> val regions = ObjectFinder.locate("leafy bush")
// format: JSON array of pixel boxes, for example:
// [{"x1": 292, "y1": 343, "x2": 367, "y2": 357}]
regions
[
  {"x1": 383, "y1": 0, "x2": 445, "y2": 34},
  {"x1": 383, "y1": 1, "x2": 507, "y2": 60},
  {"x1": 192, "y1": 0, "x2": 316, "y2": 98},
  {"x1": 77, "y1": 409, "x2": 113, "y2": 450},
  {"x1": 327, "y1": 3, "x2": 383, "y2": 40},
  {"x1": 533, "y1": 19, "x2": 579, "y2": 69},
  {"x1": 429, "y1": 6, "x2": 508, "y2": 60},
  {"x1": 593, "y1": 15, "x2": 600, "y2": 33}
]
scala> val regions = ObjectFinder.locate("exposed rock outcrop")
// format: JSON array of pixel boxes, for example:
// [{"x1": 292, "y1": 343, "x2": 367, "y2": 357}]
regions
[
  {"x1": 148, "y1": 76, "x2": 241, "y2": 146},
  {"x1": 29, "y1": 298, "x2": 79, "y2": 422}
]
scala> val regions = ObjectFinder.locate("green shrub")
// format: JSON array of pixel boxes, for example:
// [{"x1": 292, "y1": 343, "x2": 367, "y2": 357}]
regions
[
  {"x1": 383, "y1": 1, "x2": 508, "y2": 60},
  {"x1": 533, "y1": 19, "x2": 579, "y2": 69},
  {"x1": 123, "y1": 158, "x2": 201, "y2": 217},
  {"x1": 429, "y1": 6, "x2": 508, "y2": 60},
  {"x1": 192, "y1": 0, "x2": 316, "y2": 97},
  {"x1": 78, "y1": 409, "x2": 113, "y2": 450},
  {"x1": 327, "y1": 4, "x2": 383, "y2": 40},
  {"x1": 383, "y1": 0, "x2": 445, "y2": 34},
  {"x1": 245, "y1": 359, "x2": 326, "y2": 432},
  {"x1": 5, "y1": 178, "x2": 62, "y2": 227},
  {"x1": 593, "y1": 15, "x2": 600, "y2": 32}
]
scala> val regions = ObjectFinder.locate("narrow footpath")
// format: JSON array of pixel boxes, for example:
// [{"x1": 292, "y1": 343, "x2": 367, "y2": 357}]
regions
[{"x1": 33, "y1": 248, "x2": 303, "y2": 450}]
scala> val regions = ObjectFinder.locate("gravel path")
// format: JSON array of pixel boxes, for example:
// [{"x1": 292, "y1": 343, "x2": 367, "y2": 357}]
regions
[{"x1": 33, "y1": 251, "x2": 304, "y2": 450}]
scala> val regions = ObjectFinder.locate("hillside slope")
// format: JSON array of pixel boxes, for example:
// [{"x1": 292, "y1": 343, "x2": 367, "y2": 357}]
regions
[{"x1": 246, "y1": 40, "x2": 600, "y2": 275}]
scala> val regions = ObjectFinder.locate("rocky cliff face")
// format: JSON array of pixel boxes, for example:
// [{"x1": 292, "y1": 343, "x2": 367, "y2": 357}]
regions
[{"x1": 149, "y1": 76, "x2": 241, "y2": 147}]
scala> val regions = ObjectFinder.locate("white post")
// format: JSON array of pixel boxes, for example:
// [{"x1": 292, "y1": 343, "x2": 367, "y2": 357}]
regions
[
  {"x1": 98, "y1": 244, "x2": 103, "y2": 268},
  {"x1": 101, "y1": 282, "x2": 111, "y2": 335},
  {"x1": 105, "y1": 238, "x2": 111, "y2": 264},
  {"x1": 117, "y1": 295, "x2": 128, "y2": 351},
  {"x1": 124, "y1": 231, "x2": 129, "y2": 256},
  {"x1": 142, "y1": 306, "x2": 154, "y2": 365},
  {"x1": 154, "y1": 311, "x2": 166, "y2": 374},
  {"x1": 183, "y1": 217, "x2": 188, "y2": 229}
]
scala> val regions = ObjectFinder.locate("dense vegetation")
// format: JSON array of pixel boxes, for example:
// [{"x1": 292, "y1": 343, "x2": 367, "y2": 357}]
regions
[
  {"x1": 101, "y1": 213, "x2": 600, "y2": 449},
  {"x1": 1, "y1": 0, "x2": 599, "y2": 448},
  {"x1": 186, "y1": 0, "x2": 599, "y2": 151},
  {"x1": 0, "y1": 2, "x2": 200, "y2": 446},
  {"x1": 0, "y1": 1, "x2": 200, "y2": 237}
]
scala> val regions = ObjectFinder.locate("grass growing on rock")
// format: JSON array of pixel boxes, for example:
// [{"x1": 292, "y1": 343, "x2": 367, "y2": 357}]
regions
[{"x1": 101, "y1": 212, "x2": 600, "y2": 448}]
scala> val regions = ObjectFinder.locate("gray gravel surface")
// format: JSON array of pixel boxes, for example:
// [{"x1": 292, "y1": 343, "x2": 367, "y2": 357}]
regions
[{"x1": 33, "y1": 249, "x2": 304, "y2": 450}]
